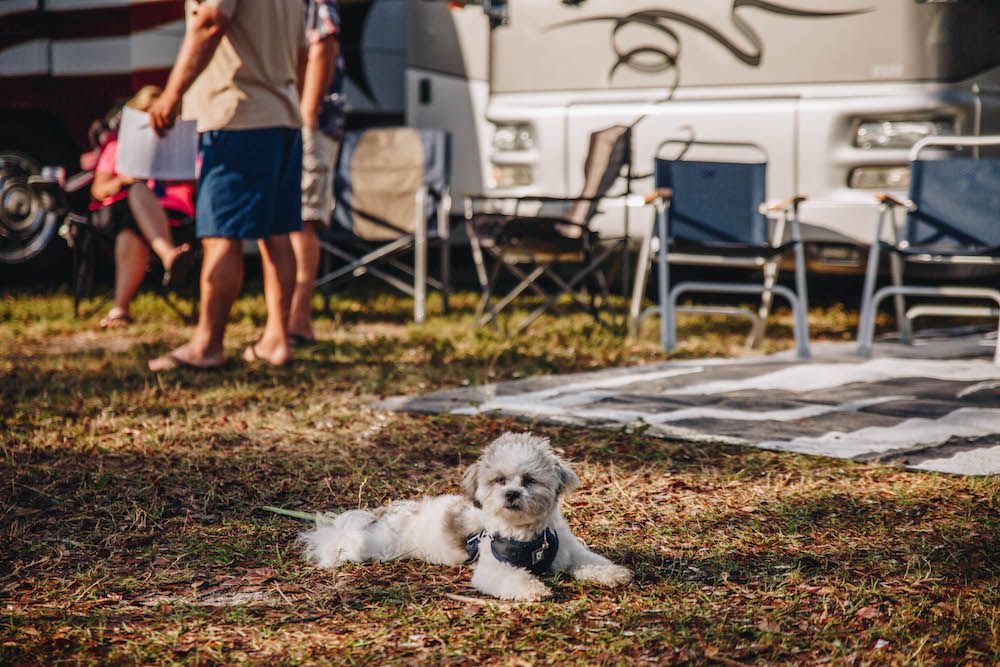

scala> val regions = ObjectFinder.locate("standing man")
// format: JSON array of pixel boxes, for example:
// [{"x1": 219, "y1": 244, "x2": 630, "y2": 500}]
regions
[
  {"x1": 146, "y1": 0, "x2": 307, "y2": 370},
  {"x1": 288, "y1": 0, "x2": 346, "y2": 344}
]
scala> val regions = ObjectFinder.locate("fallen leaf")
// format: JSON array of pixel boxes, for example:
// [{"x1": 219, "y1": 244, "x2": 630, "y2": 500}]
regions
[
  {"x1": 757, "y1": 619, "x2": 781, "y2": 633},
  {"x1": 856, "y1": 606, "x2": 878, "y2": 619}
]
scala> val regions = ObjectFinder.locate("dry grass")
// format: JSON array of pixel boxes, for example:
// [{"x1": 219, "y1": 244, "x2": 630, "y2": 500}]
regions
[{"x1": 1, "y1": 281, "x2": 998, "y2": 665}]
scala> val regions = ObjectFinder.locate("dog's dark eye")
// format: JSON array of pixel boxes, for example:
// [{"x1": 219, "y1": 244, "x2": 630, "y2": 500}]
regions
[
  {"x1": 493, "y1": 476, "x2": 507, "y2": 485},
  {"x1": 521, "y1": 475, "x2": 534, "y2": 486}
]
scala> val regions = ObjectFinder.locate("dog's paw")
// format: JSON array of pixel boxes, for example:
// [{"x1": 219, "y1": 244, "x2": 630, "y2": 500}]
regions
[
  {"x1": 475, "y1": 574, "x2": 552, "y2": 602},
  {"x1": 573, "y1": 563, "x2": 633, "y2": 586},
  {"x1": 504, "y1": 579, "x2": 552, "y2": 602}
]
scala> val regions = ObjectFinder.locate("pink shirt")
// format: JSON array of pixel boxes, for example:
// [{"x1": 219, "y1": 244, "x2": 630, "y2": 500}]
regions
[{"x1": 91, "y1": 139, "x2": 196, "y2": 219}]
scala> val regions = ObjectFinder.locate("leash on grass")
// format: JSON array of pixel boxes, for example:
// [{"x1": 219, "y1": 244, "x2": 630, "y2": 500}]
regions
[{"x1": 260, "y1": 506, "x2": 318, "y2": 522}]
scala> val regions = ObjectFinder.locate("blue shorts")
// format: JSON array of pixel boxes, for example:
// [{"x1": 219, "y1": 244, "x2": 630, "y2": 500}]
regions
[{"x1": 196, "y1": 127, "x2": 303, "y2": 239}]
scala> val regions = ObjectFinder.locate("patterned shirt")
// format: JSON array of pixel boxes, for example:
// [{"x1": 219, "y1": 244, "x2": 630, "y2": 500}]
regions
[{"x1": 304, "y1": 0, "x2": 346, "y2": 141}]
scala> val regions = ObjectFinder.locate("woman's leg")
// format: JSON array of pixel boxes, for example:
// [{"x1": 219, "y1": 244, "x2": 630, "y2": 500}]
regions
[
  {"x1": 128, "y1": 183, "x2": 188, "y2": 268},
  {"x1": 106, "y1": 229, "x2": 150, "y2": 321}
]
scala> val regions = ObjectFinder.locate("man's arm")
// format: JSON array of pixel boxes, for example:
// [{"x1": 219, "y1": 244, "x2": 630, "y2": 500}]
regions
[
  {"x1": 299, "y1": 35, "x2": 338, "y2": 129},
  {"x1": 148, "y1": 6, "x2": 231, "y2": 136}
]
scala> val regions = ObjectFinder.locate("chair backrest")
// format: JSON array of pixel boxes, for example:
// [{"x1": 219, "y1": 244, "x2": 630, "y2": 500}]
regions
[
  {"x1": 906, "y1": 158, "x2": 1000, "y2": 249},
  {"x1": 654, "y1": 158, "x2": 769, "y2": 247},
  {"x1": 566, "y1": 125, "x2": 631, "y2": 225},
  {"x1": 333, "y1": 127, "x2": 451, "y2": 240}
]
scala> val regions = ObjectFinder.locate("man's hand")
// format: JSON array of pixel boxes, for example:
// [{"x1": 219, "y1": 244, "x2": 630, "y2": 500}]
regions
[{"x1": 148, "y1": 91, "x2": 182, "y2": 137}]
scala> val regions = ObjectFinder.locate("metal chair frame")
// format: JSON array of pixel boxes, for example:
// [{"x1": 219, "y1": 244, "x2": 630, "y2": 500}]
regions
[
  {"x1": 630, "y1": 139, "x2": 810, "y2": 359},
  {"x1": 856, "y1": 135, "x2": 1000, "y2": 363},
  {"x1": 464, "y1": 194, "x2": 631, "y2": 334},
  {"x1": 316, "y1": 128, "x2": 452, "y2": 324}
]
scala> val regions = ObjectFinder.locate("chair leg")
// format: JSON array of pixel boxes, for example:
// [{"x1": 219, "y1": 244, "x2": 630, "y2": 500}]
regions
[
  {"x1": 629, "y1": 218, "x2": 655, "y2": 335},
  {"x1": 748, "y1": 258, "x2": 778, "y2": 349},
  {"x1": 72, "y1": 233, "x2": 84, "y2": 318},
  {"x1": 655, "y1": 204, "x2": 674, "y2": 351},
  {"x1": 468, "y1": 224, "x2": 499, "y2": 327},
  {"x1": 413, "y1": 188, "x2": 428, "y2": 324},
  {"x1": 484, "y1": 260, "x2": 549, "y2": 328},
  {"x1": 888, "y1": 251, "x2": 911, "y2": 345},
  {"x1": 440, "y1": 233, "x2": 451, "y2": 316},
  {"x1": 514, "y1": 242, "x2": 618, "y2": 334},
  {"x1": 439, "y1": 194, "x2": 452, "y2": 315},
  {"x1": 476, "y1": 253, "x2": 507, "y2": 329},
  {"x1": 856, "y1": 244, "x2": 882, "y2": 358}
]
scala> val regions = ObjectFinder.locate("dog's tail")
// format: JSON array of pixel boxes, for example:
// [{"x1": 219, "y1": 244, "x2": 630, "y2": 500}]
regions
[{"x1": 299, "y1": 509, "x2": 376, "y2": 568}]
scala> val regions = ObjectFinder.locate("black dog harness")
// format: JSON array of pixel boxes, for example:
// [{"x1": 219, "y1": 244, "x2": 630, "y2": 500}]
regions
[{"x1": 465, "y1": 528, "x2": 559, "y2": 576}]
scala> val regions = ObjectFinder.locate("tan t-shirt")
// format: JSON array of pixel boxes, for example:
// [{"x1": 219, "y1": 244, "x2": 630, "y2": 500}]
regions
[{"x1": 182, "y1": 0, "x2": 306, "y2": 132}]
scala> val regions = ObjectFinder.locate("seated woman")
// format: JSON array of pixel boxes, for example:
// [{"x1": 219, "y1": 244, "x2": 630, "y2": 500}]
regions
[{"x1": 90, "y1": 85, "x2": 197, "y2": 329}]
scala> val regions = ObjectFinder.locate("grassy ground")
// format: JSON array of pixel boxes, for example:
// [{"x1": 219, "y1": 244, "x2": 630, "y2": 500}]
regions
[{"x1": 1, "y1": 280, "x2": 998, "y2": 665}]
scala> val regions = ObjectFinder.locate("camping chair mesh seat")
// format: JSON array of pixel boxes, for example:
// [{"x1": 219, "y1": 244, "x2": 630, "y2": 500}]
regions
[
  {"x1": 856, "y1": 136, "x2": 1000, "y2": 363},
  {"x1": 316, "y1": 127, "x2": 451, "y2": 323},
  {"x1": 631, "y1": 144, "x2": 810, "y2": 359},
  {"x1": 465, "y1": 125, "x2": 632, "y2": 332}
]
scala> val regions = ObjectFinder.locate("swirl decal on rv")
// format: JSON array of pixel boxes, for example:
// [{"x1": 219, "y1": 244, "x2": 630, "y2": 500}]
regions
[{"x1": 548, "y1": 1, "x2": 872, "y2": 82}]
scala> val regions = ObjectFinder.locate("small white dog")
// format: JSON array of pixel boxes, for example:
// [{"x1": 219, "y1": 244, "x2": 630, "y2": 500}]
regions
[{"x1": 300, "y1": 432, "x2": 632, "y2": 601}]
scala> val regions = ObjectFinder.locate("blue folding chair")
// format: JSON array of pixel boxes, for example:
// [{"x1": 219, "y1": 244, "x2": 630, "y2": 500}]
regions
[
  {"x1": 631, "y1": 140, "x2": 810, "y2": 359},
  {"x1": 856, "y1": 136, "x2": 1000, "y2": 363},
  {"x1": 316, "y1": 127, "x2": 451, "y2": 323}
]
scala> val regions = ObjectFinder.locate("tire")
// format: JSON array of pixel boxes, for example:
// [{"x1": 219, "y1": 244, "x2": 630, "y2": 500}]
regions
[{"x1": 0, "y1": 126, "x2": 77, "y2": 284}]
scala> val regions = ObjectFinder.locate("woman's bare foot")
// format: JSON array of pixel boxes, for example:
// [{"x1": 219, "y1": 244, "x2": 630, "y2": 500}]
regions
[
  {"x1": 161, "y1": 244, "x2": 197, "y2": 289},
  {"x1": 99, "y1": 308, "x2": 133, "y2": 329}
]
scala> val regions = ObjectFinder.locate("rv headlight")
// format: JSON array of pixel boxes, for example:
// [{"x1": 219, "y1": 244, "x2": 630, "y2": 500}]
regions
[
  {"x1": 492, "y1": 123, "x2": 535, "y2": 151},
  {"x1": 848, "y1": 166, "x2": 911, "y2": 189},
  {"x1": 854, "y1": 118, "x2": 956, "y2": 149},
  {"x1": 490, "y1": 164, "x2": 534, "y2": 188}
]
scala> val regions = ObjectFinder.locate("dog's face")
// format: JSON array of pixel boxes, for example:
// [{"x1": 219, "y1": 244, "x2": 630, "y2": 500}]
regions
[{"x1": 461, "y1": 433, "x2": 579, "y2": 528}]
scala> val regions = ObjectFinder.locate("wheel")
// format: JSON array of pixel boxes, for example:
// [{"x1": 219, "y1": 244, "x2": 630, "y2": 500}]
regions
[{"x1": 0, "y1": 127, "x2": 77, "y2": 283}]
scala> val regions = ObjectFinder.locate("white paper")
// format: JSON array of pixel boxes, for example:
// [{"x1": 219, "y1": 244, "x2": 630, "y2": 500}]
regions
[{"x1": 115, "y1": 107, "x2": 198, "y2": 181}]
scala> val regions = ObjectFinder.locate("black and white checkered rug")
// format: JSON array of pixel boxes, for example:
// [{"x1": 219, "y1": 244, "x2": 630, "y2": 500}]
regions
[{"x1": 376, "y1": 336, "x2": 1000, "y2": 476}]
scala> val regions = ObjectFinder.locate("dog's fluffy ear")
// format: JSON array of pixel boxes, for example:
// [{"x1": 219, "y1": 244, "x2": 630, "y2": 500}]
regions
[
  {"x1": 554, "y1": 455, "x2": 580, "y2": 496},
  {"x1": 461, "y1": 459, "x2": 482, "y2": 508}
]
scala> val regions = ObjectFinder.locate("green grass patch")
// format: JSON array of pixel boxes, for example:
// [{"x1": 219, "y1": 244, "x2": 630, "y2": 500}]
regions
[{"x1": 1, "y1": 281, "x2": 997, "y2": 664}]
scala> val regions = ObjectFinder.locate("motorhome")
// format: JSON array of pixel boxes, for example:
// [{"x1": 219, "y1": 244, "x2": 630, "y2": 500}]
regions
[{"x1": 408, "y1": 0, "x2": 1000, "y2": 274}]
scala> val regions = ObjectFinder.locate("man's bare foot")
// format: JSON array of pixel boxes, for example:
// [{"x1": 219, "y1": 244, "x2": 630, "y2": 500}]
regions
[
  {"x1": 242, "y1": 337, "x2": 291, "y2": 366},
  {"x1": 148, "y1": 343, "x2": 225, "y2": 371}
]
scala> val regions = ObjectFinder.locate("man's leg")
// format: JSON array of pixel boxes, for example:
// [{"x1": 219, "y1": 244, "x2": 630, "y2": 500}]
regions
[
  {"x1": 104, "y1": 229, "x2": 150, "y2": 325},
  {"x1": 288, "y1": 221, "x2": 320, "y2": 340},
  {"x1": 148, "y1": 237, "x2": 242, "y2": 370},
  {"x1": 244, "y1": 233, "x2": 296, "y2": 365}
]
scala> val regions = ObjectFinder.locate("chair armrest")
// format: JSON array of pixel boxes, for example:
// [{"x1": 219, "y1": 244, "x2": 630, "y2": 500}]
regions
[
  {"x1": 875, "y1": 192, "x2": 910, "y2": 208},
  {"x1": 643, "y1": 188, "x2": 673, "y2": 204},
  {"x1": 464, "y1": 193, "x2": 606, "y2": 203},
  {"x1": 762, "y1": 195, "x2": 806, "y2": 212}
]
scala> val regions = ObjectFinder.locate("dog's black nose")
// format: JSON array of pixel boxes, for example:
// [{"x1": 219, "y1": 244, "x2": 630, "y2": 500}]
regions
[{"x1": 505, "y1": 489, "x2": 521, "y2": 502}]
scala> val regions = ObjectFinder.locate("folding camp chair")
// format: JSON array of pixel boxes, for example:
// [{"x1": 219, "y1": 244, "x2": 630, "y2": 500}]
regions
[
  {"x1": 28, "y1": 165, "x2": 199, "y2": 322},
  {"x1": 464, "y1": 125, "x2": 633, "y2": 333},
  {"x1": 316, "y1": 127, "x2": 451, "y2": 323},
  {"x1": 630, "y1": 140, "x2": 811, "y2": 359},
  {"x1": 68, "y1": 206, "x2": 199, "y2": 322},
  {"x1": 856, "y1": 136, "x2": 1000, "y2": 363}
]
